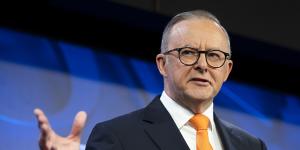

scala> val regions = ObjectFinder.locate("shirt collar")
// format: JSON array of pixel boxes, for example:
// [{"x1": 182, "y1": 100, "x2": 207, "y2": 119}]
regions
[{"x1": 160, "y1": 91, "x2": 214, "y2": 131}]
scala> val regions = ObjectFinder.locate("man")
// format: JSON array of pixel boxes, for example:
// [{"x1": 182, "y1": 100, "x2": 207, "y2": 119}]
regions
[{"x1": 34, "y1": 10, "x2": 267, "y2": 150}]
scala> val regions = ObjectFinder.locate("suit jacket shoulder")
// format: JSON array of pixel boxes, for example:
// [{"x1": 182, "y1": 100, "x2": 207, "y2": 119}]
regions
[
  {"x1": 86, "y1": 96, "x2": 189, "y2": 150},
  {"x1": 86, "y1": 108, "x2": 146, "y2": 150}
]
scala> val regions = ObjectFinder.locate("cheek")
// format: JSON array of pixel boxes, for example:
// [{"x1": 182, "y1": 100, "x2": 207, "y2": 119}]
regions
[
  {"x1": 172, "y1": 69, "x2": 186, "y2": 84},
  {"x1": 210, "y1": 70, "x2": 226, "y2": 89},
  {"x1": 165, "y1": 57, "x2": 194, "y2": 87},
  {"x1": 169, "y1": 65, "x2": 191, "y2": 87}
]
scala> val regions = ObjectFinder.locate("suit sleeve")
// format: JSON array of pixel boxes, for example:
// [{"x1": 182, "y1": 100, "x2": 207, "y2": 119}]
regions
[{"x1": 86, "y1": 124, "x2": 124, "y2": 150}]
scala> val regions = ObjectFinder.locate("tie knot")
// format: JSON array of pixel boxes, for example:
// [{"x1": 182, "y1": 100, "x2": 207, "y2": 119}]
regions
[{"x1": 189, "y1": 114, "x2": 210, "y2": 131}]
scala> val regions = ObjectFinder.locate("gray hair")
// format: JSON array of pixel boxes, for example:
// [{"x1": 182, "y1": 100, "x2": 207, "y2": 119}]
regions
[{"x1": 160, "y1": 10, "x2": 231, "y2": 53}]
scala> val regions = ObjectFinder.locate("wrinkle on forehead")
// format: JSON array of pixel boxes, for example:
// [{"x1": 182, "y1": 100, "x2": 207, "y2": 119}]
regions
[{"x1": 198, "y1": 40, "x2": 207, "y2": 51}]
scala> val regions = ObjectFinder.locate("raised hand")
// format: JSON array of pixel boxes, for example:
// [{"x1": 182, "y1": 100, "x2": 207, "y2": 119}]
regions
[{"x1": 34, "y1": 108, "x2": 87, "y2": 150}]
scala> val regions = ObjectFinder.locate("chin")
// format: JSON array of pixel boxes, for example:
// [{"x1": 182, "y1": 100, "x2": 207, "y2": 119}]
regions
[{"x1": 184, "y1": 90, "x2": 213, "y2": 102}]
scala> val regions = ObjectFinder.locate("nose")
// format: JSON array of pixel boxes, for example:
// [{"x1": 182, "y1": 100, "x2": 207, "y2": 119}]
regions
[{"x1": 194, "y1": 53, "x2": 208, "y2": 72}]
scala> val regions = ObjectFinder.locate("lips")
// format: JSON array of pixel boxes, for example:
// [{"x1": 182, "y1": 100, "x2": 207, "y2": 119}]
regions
[{"x1": 189, "y1": 77, "x2": 211, "y2": 86}]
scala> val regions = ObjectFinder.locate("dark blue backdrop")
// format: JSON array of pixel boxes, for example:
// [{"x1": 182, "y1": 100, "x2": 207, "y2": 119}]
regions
[{"x1": 1, "y1": 27, "x2": 300, "y2": 150}]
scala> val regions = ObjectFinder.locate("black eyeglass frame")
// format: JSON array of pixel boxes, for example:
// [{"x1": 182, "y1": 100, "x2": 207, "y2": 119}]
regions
[{"x1": 163, "y1": 46, "x2": 231, "y2": 68}]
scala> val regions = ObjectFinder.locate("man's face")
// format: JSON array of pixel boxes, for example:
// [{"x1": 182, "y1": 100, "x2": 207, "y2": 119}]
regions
[{"x1": 157, "y1": 19, "x2": 233, "y2": 106}]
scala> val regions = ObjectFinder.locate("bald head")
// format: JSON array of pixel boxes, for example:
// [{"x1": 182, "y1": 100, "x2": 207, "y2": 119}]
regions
[{"x1": 160, "y1": 10, "x2": 231, "y2": 53}]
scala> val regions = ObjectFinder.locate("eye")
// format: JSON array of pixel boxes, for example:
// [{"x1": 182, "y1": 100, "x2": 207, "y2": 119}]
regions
[
  {"x1": 207, "y1": 51, "x2": 222, "y2": 59},
  {"x1": 180, "y1": 48, "x2": 197, "y2": 56}
]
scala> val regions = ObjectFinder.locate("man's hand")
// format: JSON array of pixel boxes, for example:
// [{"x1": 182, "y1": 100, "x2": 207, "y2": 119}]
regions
[{"x1": 34, "y1": 108, "x2": 87, "y2": 150}]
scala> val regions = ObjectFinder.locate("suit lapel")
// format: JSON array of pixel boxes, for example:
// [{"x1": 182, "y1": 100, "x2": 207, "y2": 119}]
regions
[
  {"x1": 142, "y1": 96, "x2": 190, "y2": 150},
  {"x1": 214, "y1": 113, "x2": 237, "y2": 150}
]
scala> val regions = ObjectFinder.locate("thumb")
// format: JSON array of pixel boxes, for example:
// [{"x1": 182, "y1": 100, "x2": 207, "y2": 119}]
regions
[{"x1": 69, "y1": 111, "x2": 87, "y2": 140}]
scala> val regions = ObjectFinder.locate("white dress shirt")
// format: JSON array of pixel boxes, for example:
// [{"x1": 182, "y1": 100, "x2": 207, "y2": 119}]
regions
[{"x1": 160, "y1": 91, "x2": 223, "y2": 150}]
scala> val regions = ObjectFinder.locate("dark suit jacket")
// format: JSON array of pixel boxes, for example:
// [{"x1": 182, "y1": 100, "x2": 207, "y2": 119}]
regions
[{"x1": 86, "y1": 96, "x2": 267, "y2": 150}]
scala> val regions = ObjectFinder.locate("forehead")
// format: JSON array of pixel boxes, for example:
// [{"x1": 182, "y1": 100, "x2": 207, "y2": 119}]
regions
[{"x1": 168, "y1": 19, "x2": 229, "y2": 51}]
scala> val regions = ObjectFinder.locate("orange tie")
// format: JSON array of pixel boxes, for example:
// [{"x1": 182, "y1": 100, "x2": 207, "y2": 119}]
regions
[{"x1": 189, "y1": 114, "x2": 212, "y2": 150}]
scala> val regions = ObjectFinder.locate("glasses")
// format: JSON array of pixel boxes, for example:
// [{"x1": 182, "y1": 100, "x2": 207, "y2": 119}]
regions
[{"x1": 163, "y1": 47, "x2": 231, "y2": 68}]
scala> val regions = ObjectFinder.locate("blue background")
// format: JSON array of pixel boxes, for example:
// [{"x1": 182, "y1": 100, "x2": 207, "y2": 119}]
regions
[{"x1": 1, "y1": 27, "x2": 300, "y2": 150}]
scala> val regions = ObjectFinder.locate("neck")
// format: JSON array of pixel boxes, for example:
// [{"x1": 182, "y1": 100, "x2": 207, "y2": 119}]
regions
[
  {"x1": 177, "y1": 97, "x2": 212, "y2": 114},
  {"x1": 164, "y1": 90, "x2": 213, "y2": 114}
]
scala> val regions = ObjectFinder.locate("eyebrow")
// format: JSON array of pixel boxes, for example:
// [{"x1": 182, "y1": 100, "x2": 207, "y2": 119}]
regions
[{"x1": 181, "y1": 44, "x2": 222, "y2": 51}]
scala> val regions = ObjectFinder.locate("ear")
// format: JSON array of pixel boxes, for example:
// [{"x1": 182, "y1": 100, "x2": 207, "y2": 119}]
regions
[
  {"x1": 156, "y1": 54, "x2": 168, "y2": 77},
  {"x1": 223, "y1": 60, "x2": 233, "y2": 82}
]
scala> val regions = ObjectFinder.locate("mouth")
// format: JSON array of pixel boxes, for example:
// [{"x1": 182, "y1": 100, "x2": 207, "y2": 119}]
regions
[{"x1": 189, "y1": 77, "x2": 211, "y2": 86}]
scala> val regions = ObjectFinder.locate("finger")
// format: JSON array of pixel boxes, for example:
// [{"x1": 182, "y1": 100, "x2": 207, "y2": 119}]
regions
[
  {"x1": 34, "y1": 108, "x2": 54, "y2": 150},
  {"x1": 69, "y1": 111, "x2": 87, "y2": 139},
  {"x1": 34, "y1": 108, "x2": 51, "y2": 129},
  {"x1": 40, "y1": 123, "x2": 52, "y2": 139},
  {"x1": 39, "y1": 123, "x2": 52, "y2": 150}
]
